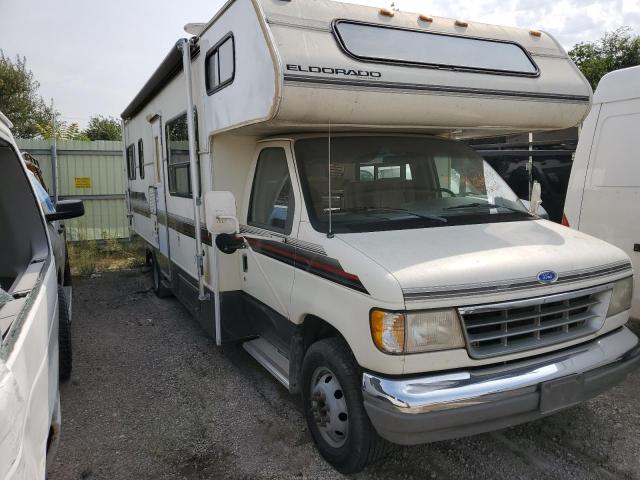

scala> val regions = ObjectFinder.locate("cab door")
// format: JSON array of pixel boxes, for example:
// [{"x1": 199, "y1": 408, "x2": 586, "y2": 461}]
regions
[{"x1": 239, "y1": 141, "x2": 300, "y2": 349}]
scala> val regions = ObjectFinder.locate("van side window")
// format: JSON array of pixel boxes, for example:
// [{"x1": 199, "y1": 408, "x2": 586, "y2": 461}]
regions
[
  {"x1": 166, "y1": 111, "x2": 198, "y2": 197},
  {"x1": 138, "y1": 139, "x2": 145, "y2": 179},
  {"x1": 248, "y1": 148, "x2": 294, "y2": 234},
  {"x1": 126, "y1": 144, "x2": 136, "y2": 180},
  {"x1": 205, "y1": 33, "x2": 235, "y2": 95}
]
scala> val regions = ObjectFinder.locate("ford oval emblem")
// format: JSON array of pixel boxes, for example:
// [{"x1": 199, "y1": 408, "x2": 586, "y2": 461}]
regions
[{"x1": 537, "y1": 270, "x2": 558, "y2": 284}]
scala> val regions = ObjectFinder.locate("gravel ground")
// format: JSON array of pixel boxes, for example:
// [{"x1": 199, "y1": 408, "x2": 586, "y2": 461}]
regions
[{"x1": 48, "y1": 269, "x2": 640, "y2": 480}]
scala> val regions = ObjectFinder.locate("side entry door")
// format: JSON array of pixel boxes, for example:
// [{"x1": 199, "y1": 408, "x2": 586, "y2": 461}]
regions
[
  {"x1": 150, "y1": 117, "x2": 171, "y2": 273},
  {"x1": 241, "y1": 142, "x2": 300, "y2": 349}
]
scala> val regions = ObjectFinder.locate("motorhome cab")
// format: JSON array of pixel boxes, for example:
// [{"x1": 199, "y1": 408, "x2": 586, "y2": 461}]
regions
[
  {"x1": 122, "y1": 0, "x2": 639, "y2": 472},
  {"x1": 565, "y1": 65, "x2": 640, "y2": 320}
]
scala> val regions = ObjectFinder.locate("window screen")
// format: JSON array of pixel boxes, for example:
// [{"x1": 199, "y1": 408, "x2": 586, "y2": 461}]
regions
[
  {"x1": 138, "y1": 138, "x2": 145, "y2": 179},
  {"x1": 166, "y1": 111, "x2": 198, "y2": 197},
  {"x1": 205, "y1": 34, "x2": 235, "y2": 95},
  {"x1": 334, "y1": 21, "x2": 538, "y2": 76},
  {"x1": 126, "y1": 144, "x2": 136, "y2": 180},
  {"x1": 248, "y1": 148, "x2": 294, "y2": 233}
]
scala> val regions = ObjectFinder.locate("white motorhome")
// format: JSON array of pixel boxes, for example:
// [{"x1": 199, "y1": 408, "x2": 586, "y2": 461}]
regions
[
  {"x1": 565, "y1": 65, "x2": 639, "y2": 319},
  {"x1": 122, "y1": 0, "x2": 639, "y2": 473}
]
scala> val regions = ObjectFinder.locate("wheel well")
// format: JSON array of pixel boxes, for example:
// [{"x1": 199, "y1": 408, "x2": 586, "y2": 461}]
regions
[{"x1": 301, "y1": 315, "x2": 345, "y2": 352}]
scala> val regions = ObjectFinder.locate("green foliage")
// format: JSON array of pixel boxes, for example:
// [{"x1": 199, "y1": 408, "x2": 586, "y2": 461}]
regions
[
  {"x1": 0, "y1": 51, "x2": 57, "y2": 138},
  {"x1": 36, "y1": 121, "x2": 90, "y2": 141},
  {"x1": 84, "y1": 115, "x2": 121, "y2": 141},
  {"x1": 569, "y1": 27, "x2": 640, "y2": 89}
]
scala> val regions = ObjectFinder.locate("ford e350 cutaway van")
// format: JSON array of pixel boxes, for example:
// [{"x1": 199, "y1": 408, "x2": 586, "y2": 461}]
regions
[{"x1": 122, "y1": 0, "x2": 639, "y2": 473}]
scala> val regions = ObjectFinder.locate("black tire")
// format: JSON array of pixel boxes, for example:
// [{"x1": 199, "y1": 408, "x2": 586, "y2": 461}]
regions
[
  {"x1": 302, "y1": 337, "x2": 388, "y2": 474},
  {"x1": 151, "y1": 254, "x2": 172, "y2": 298},
  {"x1": 58, "y1": 286, "x2": 72, "y2": 382},
  {"x1": 63, "y1": 253, "x2": 72, "y2": 287}
]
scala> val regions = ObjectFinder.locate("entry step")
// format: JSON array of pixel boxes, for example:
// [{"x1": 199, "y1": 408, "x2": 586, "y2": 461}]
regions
[{"x1": 242, "y1": 337, "x2": 290, "y2": 389}]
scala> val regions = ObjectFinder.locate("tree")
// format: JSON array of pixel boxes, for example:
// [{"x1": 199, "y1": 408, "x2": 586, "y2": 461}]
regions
[
  {"x1": 36, "y1": 121, "x2": 89, "y2": 141},
  {"x1": 0, "y1": 51, "x2": 57, "y2": 138},
  {"x1": 569, "y1": 27, "x2": 640, "y2": 89},
  {"x1": 83, "y1": 115, "x2": 121, "y2": 141}
]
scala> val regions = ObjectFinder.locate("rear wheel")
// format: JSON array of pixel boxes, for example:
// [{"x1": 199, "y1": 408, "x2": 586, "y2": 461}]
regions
[
  {"x1": 151, "y1": 254, "x2": 172, "y2": 298},
  {"x1": 302, "y1": 337, "x2": 388, "y2": 474},
  {"x1": 58, "y1": 286, "x2": 72, "y2": 381}
]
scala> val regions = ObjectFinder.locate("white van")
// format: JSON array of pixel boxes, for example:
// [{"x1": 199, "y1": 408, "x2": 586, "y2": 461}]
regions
[
  {"x1": 565, "y1": 65, "x2": 639, "y2": 319},
  {"x1": 122, "y1": 0, "x2": 639, "y2": 473},
  {"x1": 0, "y1": 113, "x2": 83, "y2": 478}
]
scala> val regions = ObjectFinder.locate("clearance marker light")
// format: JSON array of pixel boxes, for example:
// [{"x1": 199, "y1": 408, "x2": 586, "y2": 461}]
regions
[
  {"x1": 379, "y1": 8, "x2": 395, "y2": 17},
  {"x1": 419, "y1": 14, "x2": 433, "y2": 23},
  {"x1": 455, "y1": 19, "x2": 469, "y2": 27},
  {"x1": 530, "y1": 30, "x2": 542, "y2": 37}
]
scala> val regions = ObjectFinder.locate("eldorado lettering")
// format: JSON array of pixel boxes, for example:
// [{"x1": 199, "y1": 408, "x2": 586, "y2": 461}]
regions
[{"x1": 286, "y1": 64, "x2": 382, "y2": 78}]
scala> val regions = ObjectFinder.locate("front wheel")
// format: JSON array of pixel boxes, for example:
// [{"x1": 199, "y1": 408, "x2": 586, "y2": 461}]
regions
[{"x1": 302, "y1": 338, "x2": 388, "y2": 474}]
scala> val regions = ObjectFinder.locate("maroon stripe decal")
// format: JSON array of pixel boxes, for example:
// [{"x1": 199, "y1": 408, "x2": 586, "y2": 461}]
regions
[{"x1": 246, "y1": 237, "x2": 368, "y2": 294}]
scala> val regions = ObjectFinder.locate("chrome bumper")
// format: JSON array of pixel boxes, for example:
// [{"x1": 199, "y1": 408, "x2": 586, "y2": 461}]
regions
[{"x1": 362, "y1": 327, "x2": 640, "y2": 445}]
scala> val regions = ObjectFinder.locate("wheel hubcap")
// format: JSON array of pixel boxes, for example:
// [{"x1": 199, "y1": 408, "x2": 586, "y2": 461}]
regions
[{"x1": 310, "y1": 367, "x2": 349, "y2": 448}]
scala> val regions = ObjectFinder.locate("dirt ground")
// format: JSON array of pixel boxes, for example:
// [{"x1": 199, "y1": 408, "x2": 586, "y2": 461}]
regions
[{"x1": 48, "y1": 269, "x2": 640, "y2": 480}]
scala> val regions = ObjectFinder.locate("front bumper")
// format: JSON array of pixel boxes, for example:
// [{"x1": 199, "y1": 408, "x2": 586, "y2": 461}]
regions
[{"x1": 362, "y1": 327, "x2": 640, "y2": 445}]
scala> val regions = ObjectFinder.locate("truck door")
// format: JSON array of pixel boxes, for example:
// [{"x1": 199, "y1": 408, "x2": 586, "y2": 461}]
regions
[
  {"x1": 240, "y1": 141, "x2": 300, "y2": 347},
  {"x1": 150, "y1": 117, "x2": 171, "y2": 275}
]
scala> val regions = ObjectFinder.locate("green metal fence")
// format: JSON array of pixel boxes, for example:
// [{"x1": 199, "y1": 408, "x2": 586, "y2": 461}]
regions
[{"x1": 16, "y1": 139, "x2": 129, "y2": 241}]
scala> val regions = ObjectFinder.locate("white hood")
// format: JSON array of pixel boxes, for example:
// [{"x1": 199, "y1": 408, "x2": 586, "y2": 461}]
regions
[{"x1": 337, "y1": 220, "x2": 630, "y2": 294}]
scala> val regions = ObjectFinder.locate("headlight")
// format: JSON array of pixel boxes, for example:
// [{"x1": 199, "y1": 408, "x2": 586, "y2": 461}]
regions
[
  {"x1": 370, "y1": 308, "x2": 465, "y2": 354},
  {"x1": 607, "y1": 276, "x2": 634, "y2": 317}
]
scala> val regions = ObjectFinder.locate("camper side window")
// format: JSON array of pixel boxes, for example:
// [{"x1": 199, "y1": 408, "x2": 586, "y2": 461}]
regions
[
  {"x1": 126, "y1": 144, "x2": 136, "y2": 180},
  {"x1": 166, "y1": 112, "x2": 199, "y2": 197},
  {"x1": 138, "y1": 139, "x2": 145, "y2": 179},
  {"x1": 205, "y1": 33, "x2": 235, "y2": 95},
  {"x1": 248, "y1": 148, "x2": 294, "y2": 234}
]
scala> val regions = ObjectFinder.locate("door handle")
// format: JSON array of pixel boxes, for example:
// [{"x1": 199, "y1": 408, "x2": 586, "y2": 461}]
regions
[{"x1": 242, "y1": 254, "x2": 248, "y2": 272}]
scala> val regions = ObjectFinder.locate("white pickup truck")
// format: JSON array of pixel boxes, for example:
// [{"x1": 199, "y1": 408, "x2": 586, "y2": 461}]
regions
[{"x1": 0, "y1": 113, "x2": 83, "y2": 478}]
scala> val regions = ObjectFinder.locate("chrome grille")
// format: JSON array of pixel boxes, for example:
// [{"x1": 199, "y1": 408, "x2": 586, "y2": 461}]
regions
[{"x1": 458, "y1": 285, "x2": 611, "y2": 359}]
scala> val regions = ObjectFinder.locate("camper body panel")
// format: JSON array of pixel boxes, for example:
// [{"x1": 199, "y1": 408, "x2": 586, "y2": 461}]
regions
[{"x1": 565, "y1": 66, "x2": 640, "y2": 319}]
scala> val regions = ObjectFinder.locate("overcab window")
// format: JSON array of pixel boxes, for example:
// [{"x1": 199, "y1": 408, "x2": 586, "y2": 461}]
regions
[
  {"x1": 205, "y1": 33, "x2": 235, "y2": 95},
  {"x1": 334, "y1": 20, "x2": 538, "y2": 76}
]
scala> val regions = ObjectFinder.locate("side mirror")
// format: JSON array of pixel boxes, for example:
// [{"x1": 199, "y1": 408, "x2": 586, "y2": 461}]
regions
[
  {"x1": 520, "y1": 199, "x2": 549, "y2": 220},
  {"x1": 46, "y1": 199, "x2": 85, "y2": 222},
  {"x1": 528, "y1": 181, "x2": 542, "y2": 215},
  {"x1": 205, "y1": 191, "x2": 239, "y2": 235},
  {"x1": 215, "y1": 233, "x2": 245, "y2": 255}
]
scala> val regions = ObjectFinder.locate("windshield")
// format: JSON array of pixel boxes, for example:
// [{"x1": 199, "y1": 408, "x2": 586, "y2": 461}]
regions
[{"x1": 294, "y1": 136, "x2": 531, "y2": 234}]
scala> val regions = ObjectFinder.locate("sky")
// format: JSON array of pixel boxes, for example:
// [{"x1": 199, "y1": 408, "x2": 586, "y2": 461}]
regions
[{"x1": 0, "y1": 0, "x2": 639, "y2": 128}]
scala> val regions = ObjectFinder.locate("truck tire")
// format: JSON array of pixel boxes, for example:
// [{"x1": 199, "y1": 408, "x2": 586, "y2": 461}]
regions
[
  {"x1": 302, "y1": 337, "x2": 389, "y2": 474},
  {"x1": 58, "y1": 286, "x2": 72, "y2": 382},
  {"x1": 63, "y1": 253, "x2": 72, "y2": 287},
  {"x1": 151, "y1": 254, "x2": 172, "y2": 298}
]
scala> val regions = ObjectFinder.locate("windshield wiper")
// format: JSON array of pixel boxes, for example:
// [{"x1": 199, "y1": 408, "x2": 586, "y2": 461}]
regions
[
  {"x1": 444, "y1": 202, "x2": 526, "y2": 214},
  {"x1": 350, "y1": 206, "x2": 447, "y2": 223}
]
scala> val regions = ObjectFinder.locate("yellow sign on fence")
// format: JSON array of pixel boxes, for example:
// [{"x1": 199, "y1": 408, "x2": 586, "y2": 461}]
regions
[{"x1": 74, "y1": 177, "x2": 92, "y2": 189}]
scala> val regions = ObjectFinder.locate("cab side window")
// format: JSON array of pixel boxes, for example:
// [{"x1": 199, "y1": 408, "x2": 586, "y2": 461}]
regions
[{"x1": 248, "y1": 148, "x2": 294, "y2": 234}]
